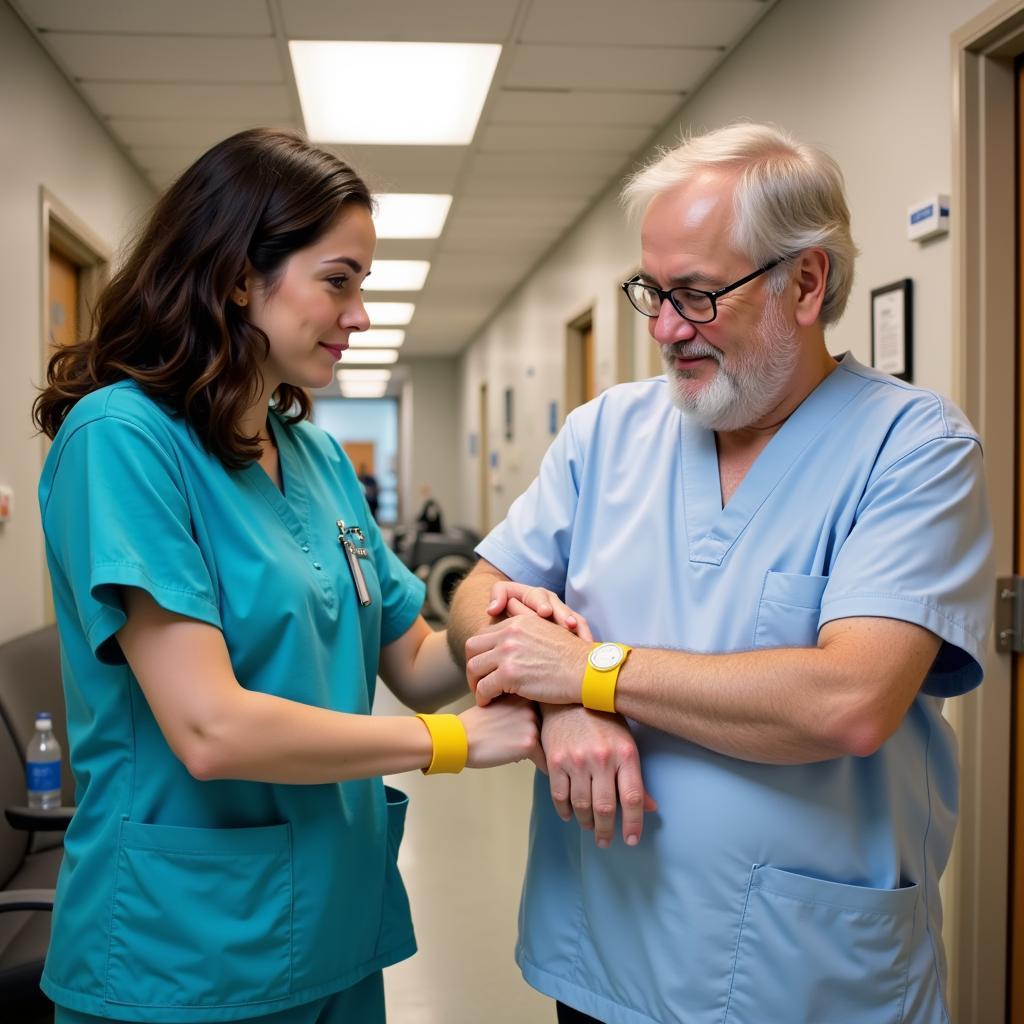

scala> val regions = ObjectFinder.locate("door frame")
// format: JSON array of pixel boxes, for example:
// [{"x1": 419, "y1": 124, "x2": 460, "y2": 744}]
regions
[
  {"x1": 38, "y1": 187, "x2": 111, "y2": 624},
  {"x1": 40, "y1": 186, "x2": 111, "y2": 366},
  {"x1": 950, "y1": 3, "x2": 1024, "y2": 1020}
]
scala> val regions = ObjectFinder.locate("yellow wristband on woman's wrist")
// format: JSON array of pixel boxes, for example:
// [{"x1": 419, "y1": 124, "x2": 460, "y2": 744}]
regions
[{"x1": 416, "y1": 713, "x2": 468, "y2": 775}]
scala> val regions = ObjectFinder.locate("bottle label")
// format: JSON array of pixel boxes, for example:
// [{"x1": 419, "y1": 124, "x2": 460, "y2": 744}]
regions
[{"x1": 27, "y1": 761, "x2": 61, "y2": 793}]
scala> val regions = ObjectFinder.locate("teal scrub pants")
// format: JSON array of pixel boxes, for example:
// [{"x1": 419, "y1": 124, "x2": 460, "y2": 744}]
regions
[{"x1": 55, "y1": 970, "x2": 386, "y2": 1024}]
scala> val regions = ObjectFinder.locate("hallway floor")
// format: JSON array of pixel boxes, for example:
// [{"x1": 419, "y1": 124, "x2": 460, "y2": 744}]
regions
[{"x1": 375, "y1": 687, "x2": 553, "y2": 1024}]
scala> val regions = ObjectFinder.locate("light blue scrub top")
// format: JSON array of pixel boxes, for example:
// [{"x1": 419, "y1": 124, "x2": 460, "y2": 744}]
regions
[
  {"x1": 38, "y1": 381, "x2": 425, "y2": 1022},
  {"x1": 478, "y1": 354, "x2": 993, "y2": 1024}
]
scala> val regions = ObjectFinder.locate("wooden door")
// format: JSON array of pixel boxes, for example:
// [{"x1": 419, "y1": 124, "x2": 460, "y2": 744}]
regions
[
  {"x1": 342, "y1": 441, "x2": 376, "y2": 479},
  {"x1": 48, "y1": 247, "x2": 80, "y2": 350},
  {"x1": 1011, "y1": 57, "x2": 1024, "y2": 1024},
  {"x1": 581, "y1": 322, "x2": 596, "y2": 402},
  {"x1": 479, "y1": 383, "x2": 490, "y2": 532}
]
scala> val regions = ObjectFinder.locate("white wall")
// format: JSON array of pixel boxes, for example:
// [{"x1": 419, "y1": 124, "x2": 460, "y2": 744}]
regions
[
  {"x1": 459, "y1": 0, "x2": 994, "y2": 529},
  {"x1": 401, "y1": 358, "x2": 461, "y2": 526},
  {"x1": 0, "y1": 3, "x2": 155, "y2": 643}
]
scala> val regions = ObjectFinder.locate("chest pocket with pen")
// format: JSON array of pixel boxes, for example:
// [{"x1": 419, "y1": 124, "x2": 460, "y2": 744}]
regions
[
  {"x1": 337, "y1": 519, "x2": 375, "y2": 607},
  {"x1": 753, "y1": 571, "x2": 828, "y2": 649}
]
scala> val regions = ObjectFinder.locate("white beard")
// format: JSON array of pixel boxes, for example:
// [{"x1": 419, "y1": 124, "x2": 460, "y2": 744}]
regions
[{"x1": 661, "y1": 294, "x2": 800, "y2": 431}]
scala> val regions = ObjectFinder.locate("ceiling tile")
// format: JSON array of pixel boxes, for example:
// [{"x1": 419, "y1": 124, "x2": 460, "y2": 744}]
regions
[
  {"x1": 480, "y1": 121, "x2": 653, "y2": 154},
  {"x1": 80, "y1": 82, "x2": 295, "y2": 120},
  {"x1": 131, "y1": 144, "x2": 210, "y2": 173},
  {"x1": 468, "y1": 151, "x2": 622, "y2": 182},
  {"x1": 454, "y1": 196, "x2": 591, "y2": 221},
  {"x1": 506, "y1": 43, "x2": 720, "y2": 92},
  {"x1": 43, "y1": 33, "x2": 284, "y2": 83},
  {"x1": 489, "y1": 88, "x2": 681, "y2": 126},
  {"x1": 519, "y1": 0, "x2": 766, "y2": 47},
  {"x1": 321, "y1": 145, "x2": 467, "y2": 194},
  {"x1": 279, "y1": 0, "x2": 520, "y2": 41},
  {"x1": 108, "y1": 117, "x2": 299, "y2": 149},
  {"x1": 17, "y1": 0, "x2": 273, "y2": 35}
]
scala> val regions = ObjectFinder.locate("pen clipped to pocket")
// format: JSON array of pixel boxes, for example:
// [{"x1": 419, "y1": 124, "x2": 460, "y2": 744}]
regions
[{"x1": 337, "y1": 520, "x2": 372, "y2": 607}]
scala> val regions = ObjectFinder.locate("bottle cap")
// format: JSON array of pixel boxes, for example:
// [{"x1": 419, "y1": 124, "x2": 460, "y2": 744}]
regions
[{"x1": 35, "y1": 713, "x2": 53, "y2": 730}]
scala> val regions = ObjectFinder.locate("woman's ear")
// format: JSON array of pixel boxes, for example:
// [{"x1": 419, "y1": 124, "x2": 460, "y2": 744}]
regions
[
  {"x1": 230, "y1": 261, "x2": 254, "y2": 308},
  {"x1": 794, "y1": 248, "x2": 829, "y2": 328}
]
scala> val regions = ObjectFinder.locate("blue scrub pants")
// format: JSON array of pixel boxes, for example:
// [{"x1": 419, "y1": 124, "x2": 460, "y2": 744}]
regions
[{"x1": 55, "y1": 970, "x2": 386, "y2": 1024}]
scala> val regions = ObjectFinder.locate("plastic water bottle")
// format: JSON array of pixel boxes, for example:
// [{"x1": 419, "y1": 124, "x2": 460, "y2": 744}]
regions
[{"x1": 26, "y1": 712, "x2": 61, "y2": 810}]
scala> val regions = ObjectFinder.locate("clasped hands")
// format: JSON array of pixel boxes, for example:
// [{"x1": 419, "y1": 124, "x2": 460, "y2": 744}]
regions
[{"x1": 465, "y1": 583, "x2": 657, "y2": 849}]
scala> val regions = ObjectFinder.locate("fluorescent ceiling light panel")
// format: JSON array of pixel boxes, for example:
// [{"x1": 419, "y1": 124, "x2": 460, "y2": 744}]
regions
[
  {"x1": 339, "y1": 349, "x2": 399, "y2": 364},
  {"x1": 364, "y1": 302, "x2": 414, "y2": 325},
  {"x1": 337, "y1": 368, "x2": 392, "y2": 383},
  {"x1": 373, "y1": 194, "x2": 452, "y2": 239},
  {"x1": 340, "y1": 382, "x2": 389, "y2": 398},
  {"x1": 364, "y1": 261, "x2": 430, "y2": 291},
  {"x1": 350, "y1": 330, "x2": 405, "y2": 348},
  {"x1": 290, "y1": 41, "x2": 501, "y2": 145}
]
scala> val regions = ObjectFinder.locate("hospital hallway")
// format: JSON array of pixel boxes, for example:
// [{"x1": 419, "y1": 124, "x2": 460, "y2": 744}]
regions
[
  {"x1": 375, "y1": 687, "x2": 550, "y2": 1024},
  {"x1": 2, "y1": 0, "x2": 1023, "y2": 1021}
]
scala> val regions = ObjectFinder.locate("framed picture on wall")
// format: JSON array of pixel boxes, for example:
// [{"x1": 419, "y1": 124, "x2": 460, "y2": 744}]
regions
[{"x1": 870, "y1": 278, "x2": 913, "y2": 381}]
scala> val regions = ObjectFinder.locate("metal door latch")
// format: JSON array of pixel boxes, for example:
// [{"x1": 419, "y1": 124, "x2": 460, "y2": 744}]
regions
[{"x1": 996, "y1": 576, "x2": 1024, "y2": 654}]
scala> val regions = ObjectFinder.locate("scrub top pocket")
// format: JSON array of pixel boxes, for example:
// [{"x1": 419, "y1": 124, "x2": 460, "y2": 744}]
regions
[
  {"x1": 374, "y1": 786, "x2": 415, "y2": 960},
  {"x1": 105, "y1": 819, "x2": 294, "y2": 1010},
  {"x1": 723, "y1": 864, "x2": 918, "y2": 1024},
  {"x1": 754, "y1": 571, "x2": 829, "y2": 648}
]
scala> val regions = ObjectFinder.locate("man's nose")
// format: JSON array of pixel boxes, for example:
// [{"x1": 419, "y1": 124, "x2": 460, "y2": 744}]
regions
[{"x1": 650, "y1": 301, "x2": 698, "y2": 346}]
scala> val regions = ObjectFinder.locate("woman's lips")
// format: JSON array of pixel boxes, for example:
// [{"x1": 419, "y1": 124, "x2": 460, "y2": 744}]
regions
[{"x1": 319, "y1": 342, "x2": 345, "y2": 360}]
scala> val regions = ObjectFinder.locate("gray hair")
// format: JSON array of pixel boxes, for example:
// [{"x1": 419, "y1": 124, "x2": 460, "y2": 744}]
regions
[{"x1": 622, "y1": 123, "x2": 858, "y2": 325}]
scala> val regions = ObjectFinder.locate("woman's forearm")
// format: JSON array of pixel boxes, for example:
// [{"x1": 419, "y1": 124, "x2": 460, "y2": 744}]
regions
[{"x1": 184, "y1": 691, "x2": 434, "y2": 783}]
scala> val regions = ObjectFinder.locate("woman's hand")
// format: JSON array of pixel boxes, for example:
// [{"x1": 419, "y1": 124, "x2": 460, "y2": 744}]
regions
[
  {"x1": 459, "y1": 696, "x2": 546, "y2": 773},
  {"x1": 486, "y1": 581, "x2": 593, "y2": 642},
  {"x1": 542, "y1": 705, "x2": 657, "y2": 848}
]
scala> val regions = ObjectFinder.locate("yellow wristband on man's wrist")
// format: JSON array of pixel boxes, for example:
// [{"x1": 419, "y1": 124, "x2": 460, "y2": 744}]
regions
[
  {"x1": 416, "y1": 713, "x2": 468, "y2": 775},
  {"x1": 581, "y1": 642, "x2": 632, "y2": 713}
]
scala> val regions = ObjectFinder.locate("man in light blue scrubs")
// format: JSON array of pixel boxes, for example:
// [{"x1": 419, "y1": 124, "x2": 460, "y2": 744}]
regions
[{"x1": 450, "y1": 124, "x2": 993, "y2": 1023}]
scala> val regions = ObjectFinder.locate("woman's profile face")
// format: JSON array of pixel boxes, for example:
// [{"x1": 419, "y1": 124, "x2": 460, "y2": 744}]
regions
[{"x1": 244, "y1": 204, "x2": 376, "y2": 393}]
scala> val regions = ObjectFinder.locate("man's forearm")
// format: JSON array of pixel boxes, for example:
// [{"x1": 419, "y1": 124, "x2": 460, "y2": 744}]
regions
[
  {"x1": 447, "y1": 562, "x2": 507, "y2": 667},
  {"x1": 611, "y1": 618, "x2": 938, "y2": 764}
]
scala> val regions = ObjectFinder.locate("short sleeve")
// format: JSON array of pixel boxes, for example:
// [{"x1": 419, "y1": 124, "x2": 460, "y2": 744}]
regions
[
  {"x1": 476, "y1": 416, "x2": 583, "y2": 594},
  {"x1": 820, "y1": 435, "x2": 993, "y2": 696},
  {"x1": 365, "y1": 514, "x2": 426, "y2": 647},
  {"x1": 41, "y1": 416, "x2": 221, "y2": 664}
]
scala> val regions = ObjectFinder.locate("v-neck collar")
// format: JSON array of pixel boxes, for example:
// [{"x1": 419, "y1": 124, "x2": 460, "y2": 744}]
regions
[
  {"x1": 682, "y1": 355, "x2": 867, "y2": 565},
  {"x1": 241, "y1": 413, "x2": 310, "y2": 543}
]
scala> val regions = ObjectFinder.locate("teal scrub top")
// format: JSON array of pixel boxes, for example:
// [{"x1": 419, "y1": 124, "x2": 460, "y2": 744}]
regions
[
  {"x1": 37, "y1": 381, "x2": 425, "y2": 1022},
  {"x1": 478, "y1": 354, "x2": 994, "y2": 1024}
]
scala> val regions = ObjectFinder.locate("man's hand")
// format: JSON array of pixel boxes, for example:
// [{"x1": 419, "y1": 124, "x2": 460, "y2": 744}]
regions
[
  {"x1": 542, "y1": 705, "x2": 657, "y2": 848},
  {"x1": 466, "y1": 614, "x2": 589, "y2": 705},
  {"x1": 486, "y1": 581, "x2": 593, "y2": 642}
]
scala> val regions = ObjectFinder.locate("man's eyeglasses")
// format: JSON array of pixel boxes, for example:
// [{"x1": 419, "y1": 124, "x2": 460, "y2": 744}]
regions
[{"x1": 621, "y1": 258, "x2": 784, "y2": 324}]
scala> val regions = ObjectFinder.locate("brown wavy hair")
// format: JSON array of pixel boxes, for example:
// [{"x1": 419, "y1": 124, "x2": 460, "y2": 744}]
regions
[{"x1": 33, "y1": 128, "x2": 373, "y2": 466}]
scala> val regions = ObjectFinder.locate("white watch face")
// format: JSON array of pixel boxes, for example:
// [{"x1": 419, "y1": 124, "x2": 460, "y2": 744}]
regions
[{"x1": 589, "y1": 642, "x2": 624, "y2": 671}]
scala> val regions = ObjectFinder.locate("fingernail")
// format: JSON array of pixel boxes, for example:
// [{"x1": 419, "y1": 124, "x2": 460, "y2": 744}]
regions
[
  {"x1": 626, "y1": 835, "x2": 639, "y2": 847},
  {"x1": 597, "y1": 839, "x2": 610, "y2": 849}
]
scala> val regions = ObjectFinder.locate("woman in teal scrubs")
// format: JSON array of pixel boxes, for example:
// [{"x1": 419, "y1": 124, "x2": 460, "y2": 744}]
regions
[{"x1": 32, "y1": 128, "x2": 545, "y2": 1024}]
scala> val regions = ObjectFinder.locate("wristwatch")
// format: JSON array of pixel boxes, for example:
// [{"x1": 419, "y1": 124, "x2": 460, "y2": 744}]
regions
[{"x1": 581, "y1": 642, "x2": 632, "y2": 713}]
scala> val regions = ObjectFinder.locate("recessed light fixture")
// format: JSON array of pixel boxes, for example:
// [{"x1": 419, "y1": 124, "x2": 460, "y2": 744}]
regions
[
  {"x1": 340, "y1": 381, "x2": 389, "y2": 399},
  {"x1": 363, "y1": 261, "x2": 430, "y2": 291},
  {"x1": 373, "y1": 194, "x2": 452, "y2": 239},
  {"x1": 349, "y1": 330, "x2": 405, "y2": 348},
  {"x1": 364, "y1": 302, "x2": 414, "y2": 325},
  {"x1": 337, "y1": 368, "x2": 392, "y2": 383},
  {"x1": 290, "y1": 41, "x2": 501, "y2": 145},
  {"x1": 339, "y1": 349, "x2": 399, "y2": 365}
]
